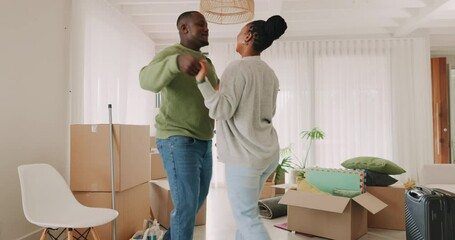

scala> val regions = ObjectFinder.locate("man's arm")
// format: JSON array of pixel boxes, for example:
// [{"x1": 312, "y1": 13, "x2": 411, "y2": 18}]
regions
[
  {"x1": 140, "y1": 52, "x2": 203, "y2": 93},
  {"x1": 139, "y1": 53, "x2": 180, "y2": 93}
]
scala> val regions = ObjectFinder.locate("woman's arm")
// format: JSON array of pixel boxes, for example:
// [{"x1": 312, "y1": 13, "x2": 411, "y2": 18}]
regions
[{"x1": 196, "y1": 61, "x2": 244, "y2": 120}]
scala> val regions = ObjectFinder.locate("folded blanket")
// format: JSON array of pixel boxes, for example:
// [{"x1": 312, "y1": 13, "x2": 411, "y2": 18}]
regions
[{"x1": 258, "y1": 196, "x2": 287, "y2": 219}]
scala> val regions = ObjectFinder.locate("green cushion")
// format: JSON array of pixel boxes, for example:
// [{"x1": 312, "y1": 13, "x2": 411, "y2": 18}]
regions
[{"x1": 341, "y1": 156, "x2": 406, "y2": 175}]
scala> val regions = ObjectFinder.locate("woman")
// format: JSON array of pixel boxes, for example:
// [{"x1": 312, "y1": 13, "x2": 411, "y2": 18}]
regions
[{"x1": 195, "y1": 15, "x2": 287, "y2": 240}]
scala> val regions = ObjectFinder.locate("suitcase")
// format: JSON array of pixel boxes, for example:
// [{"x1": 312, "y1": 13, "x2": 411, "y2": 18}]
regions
[
  {"x1": 435, "y1": 188, "x2": 455, "y2": 239},
  {"x1": 405, "y1": 186, "x2": 455, "y2": 240}
]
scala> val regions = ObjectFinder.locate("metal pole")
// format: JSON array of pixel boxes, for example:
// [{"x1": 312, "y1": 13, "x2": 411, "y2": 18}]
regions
[{"x1": 108, "y1": 104, "x2": 117, "y2": 240}]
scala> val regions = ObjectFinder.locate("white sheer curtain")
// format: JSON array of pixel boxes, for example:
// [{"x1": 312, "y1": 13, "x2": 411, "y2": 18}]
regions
[
  {"x1": 311, "y1": 40, "x2": 393, "y2": 168},
  {"x1": 208, "y1": 38, "x2": 433, "y2": 183},
  {"x1": 70, "y1": 0, "x2": 157, "y2": 134},
  {"x1": 70, "y1": 0, "x2": 434, "y2": 183}
]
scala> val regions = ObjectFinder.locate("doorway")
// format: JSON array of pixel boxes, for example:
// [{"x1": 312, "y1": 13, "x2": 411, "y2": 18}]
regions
[{"x1": 431, "y1": 57, "x2": 452, "y2": 164}]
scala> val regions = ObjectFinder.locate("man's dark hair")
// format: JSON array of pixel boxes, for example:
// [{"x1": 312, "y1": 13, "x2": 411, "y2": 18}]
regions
[{"x1": 177, "y1": 11, "x2": 200, "y2": 26}]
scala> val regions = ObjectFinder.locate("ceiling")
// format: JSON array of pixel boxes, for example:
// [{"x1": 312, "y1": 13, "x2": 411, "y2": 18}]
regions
[{"x1": 107, "y1": 0, "x2": 455, "y2": 55}]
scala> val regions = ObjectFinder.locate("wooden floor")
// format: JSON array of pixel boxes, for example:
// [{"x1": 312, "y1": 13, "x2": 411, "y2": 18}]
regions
[{"x1": 190, "y1": 186, "x2": 406, "y2": 240}]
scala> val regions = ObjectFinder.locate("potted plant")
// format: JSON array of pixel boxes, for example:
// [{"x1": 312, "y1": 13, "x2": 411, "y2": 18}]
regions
[
  {"x1": 288, "y1": 127, "x2": 325, "y2": 183},
  {"x1": 300, "y1": 127, "x2": 325, "y2": 168},
  {"x1": 273, "y1": 146, "x2": 294, "y2": 184}
]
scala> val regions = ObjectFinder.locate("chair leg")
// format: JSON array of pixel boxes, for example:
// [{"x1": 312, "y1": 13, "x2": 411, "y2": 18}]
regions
[
  {"x1": 67, "y1": 228, "x2": 73, "y2": 240},
  {"x1": 39, "y1": 229, "x2": 47, "y2": 240},
  {"x1": 90, "y1": 228, "x2": 101, "y2": 240}
]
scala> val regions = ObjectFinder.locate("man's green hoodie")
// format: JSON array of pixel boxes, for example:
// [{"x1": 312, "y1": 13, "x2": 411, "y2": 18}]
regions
[{"x1": 140, "y1": 44, "x2": 218, "y2": 140}]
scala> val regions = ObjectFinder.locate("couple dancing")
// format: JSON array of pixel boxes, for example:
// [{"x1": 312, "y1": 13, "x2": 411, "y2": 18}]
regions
[{"x1": 140, "y1": 11, "x2": 287, "y2": 240}]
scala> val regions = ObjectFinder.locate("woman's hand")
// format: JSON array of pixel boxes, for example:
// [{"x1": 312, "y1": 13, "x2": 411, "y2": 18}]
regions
[{"x1": 195, "y1": 59, "x2": 208, "y2": 83}]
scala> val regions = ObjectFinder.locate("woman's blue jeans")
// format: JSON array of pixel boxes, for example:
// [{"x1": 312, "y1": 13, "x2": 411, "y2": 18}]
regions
[
  {"x1": 225, "y1": 161, "x2": 278, "y2": 240},
  {"x1": 157, "y1": 136, "x2": 212, "y2": 240}
]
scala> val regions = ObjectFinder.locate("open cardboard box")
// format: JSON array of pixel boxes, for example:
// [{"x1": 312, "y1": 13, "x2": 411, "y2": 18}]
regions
[
  {"x1": 367, "y1": 184, "x2": 406, "y2": 230},
  {"x1": 279, "y1": 190, "x2": 387, "y2": 240}
]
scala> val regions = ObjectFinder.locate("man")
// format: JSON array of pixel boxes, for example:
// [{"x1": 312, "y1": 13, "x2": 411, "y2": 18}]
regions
[{"x1": 139, "y1": 11, "x2": 218, "y2": 240}]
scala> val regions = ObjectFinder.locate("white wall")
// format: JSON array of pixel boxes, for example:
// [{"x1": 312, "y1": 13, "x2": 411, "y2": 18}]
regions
[
  {"x1": 431, "y1": 55, "x2": 455, "y2": 65},
  {"x1": 0, "y1": 0, "x2": 71, "y2": 239},
  {"x1": 0, "y1": 0, "x2": 156, "y2": 239},
  {"x1": 70, "y1": 0, "x2": 157, "y2": 130},
  {"x1": 447, "y1": 56, "x2": 455, "y2": 66}
]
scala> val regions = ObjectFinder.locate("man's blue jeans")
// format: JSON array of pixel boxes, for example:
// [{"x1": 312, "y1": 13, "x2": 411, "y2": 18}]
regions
[{"x1": 157, "y1": 136, "x2": 212, "y2": 240}]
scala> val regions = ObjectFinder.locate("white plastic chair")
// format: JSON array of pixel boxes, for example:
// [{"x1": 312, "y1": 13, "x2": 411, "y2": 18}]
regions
[{"x1": 18, "y1": 163, "x2": 118, "y2": 240}]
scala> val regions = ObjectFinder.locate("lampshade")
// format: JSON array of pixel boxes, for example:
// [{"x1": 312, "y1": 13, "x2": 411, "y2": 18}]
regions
[{"x1": 200, "y1": 0, "x2": 255, "y2": 25}]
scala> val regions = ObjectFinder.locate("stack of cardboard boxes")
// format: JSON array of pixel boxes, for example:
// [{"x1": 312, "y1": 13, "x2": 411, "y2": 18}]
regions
[
  {"x1": 70, "y1": 124, "x2": 151, "y2": 240},
  {"x1": 148, "y1": 137, "x2": 206, "y2": 229}
]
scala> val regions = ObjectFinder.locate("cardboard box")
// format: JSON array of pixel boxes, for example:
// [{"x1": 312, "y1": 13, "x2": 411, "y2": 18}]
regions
[
  {"x1": 367, "y1": 185, "x2": 406, "y2": 230},
  {"x1": 260, "y1": 181, "x2": 277, "y2": 199},
  {"x1": 150, "y1": 137, "x2": 157, "y2": 148},
  {"x1": 279, "y1": 190, "x2": 387, "y2": 240},
  {"x1": 149, "y1": 179, "x2": 206, "y2": 229},
  {"x1": 71, "y1": 124, "x2": 151, "y2": 192},
  {"x1": 150, "y1": 136, "x2": 166, "y2": 179},
  {"x1": 260, "y1": 171, "x2": 285, "y2": 199},
  {"x1": 73, "y1": 183, "x2": 150, "y2": 240},
  {"x1": 150, "y1": 153, "x2": 167, "y2": 180}
]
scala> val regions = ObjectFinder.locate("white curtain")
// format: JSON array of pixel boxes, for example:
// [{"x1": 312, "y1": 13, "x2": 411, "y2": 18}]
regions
[
  {"x1": 70, "y1": 1, "x2": 434, "y2": 183},
  {"x1": 208, "y1": 38, "x2": 433, "y2": 183},
  {"x1": 70, "y1": 0, "x2": 157, "y2": 135},
  {"x1": 306, "y1": 40, "x2": 393, "y2": 168}
]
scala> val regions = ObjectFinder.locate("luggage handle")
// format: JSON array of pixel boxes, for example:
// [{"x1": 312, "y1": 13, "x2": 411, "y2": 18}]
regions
[
  {"x1": 408, "y1": 190, "x2": 423, "y2": 199},
  {"x1": 407, "y1": 187, "x2": 431, "y2": 202},
  {"x1": 413, "y1": 186, "x2": 436, "y2": 195}
]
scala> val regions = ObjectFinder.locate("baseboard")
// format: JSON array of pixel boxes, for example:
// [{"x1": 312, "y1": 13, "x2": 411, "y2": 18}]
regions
[
  {"x1": 18, "y1": 228, "x2": 69, "y2": 240},
  {"x1": 17, "y1": 228, "x2": 42, "y2": 240}
]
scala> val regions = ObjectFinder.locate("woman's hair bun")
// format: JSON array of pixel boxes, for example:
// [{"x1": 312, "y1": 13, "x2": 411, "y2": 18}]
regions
[{"x1": 265, "y1": 15, "x2": 287, "y2": 40}]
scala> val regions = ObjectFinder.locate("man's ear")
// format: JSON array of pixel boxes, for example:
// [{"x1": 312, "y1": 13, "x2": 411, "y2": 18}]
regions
[{"x1": 180, "y1": 23, "x2": 189, "y2": 34}]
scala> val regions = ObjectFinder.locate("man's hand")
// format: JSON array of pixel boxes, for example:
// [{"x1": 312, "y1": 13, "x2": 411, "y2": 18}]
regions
[{"x1": 177, "y1": 54, "x2": 201, "y2": 76}]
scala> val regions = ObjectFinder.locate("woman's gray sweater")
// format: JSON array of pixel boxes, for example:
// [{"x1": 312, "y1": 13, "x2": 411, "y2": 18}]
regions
[{"x1": 197, "y1": 56, "x2": 280, "y2": 168}]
